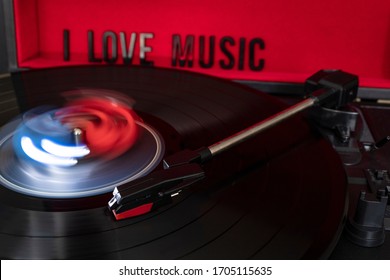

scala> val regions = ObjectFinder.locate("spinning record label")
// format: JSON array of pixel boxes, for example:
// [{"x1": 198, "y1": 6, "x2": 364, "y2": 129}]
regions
[
  {"x1": 0, "y1": 90, "x2": 164, "y2": 198},
  {"x1": 0, "y1": 66, "x2": 347, "y2": 259},
  {"x1": 0, "y1": 121, "x2": 164, "y2": 198}
]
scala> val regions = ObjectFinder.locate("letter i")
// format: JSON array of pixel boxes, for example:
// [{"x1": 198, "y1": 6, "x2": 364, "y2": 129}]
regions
[{"x1": 63, "y1": 29, "x2": 70, "y2": 61}]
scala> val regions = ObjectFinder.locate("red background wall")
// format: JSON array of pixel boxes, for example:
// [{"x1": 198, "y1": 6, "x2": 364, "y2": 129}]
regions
[{"x1": 12, "y1": 0, "x2": 390, "y2": 88}]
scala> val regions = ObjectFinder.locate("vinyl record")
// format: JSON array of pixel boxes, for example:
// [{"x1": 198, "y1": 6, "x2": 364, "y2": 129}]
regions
[{"x1": 0, "y1": 66, "x2": 347, "y2": 259}]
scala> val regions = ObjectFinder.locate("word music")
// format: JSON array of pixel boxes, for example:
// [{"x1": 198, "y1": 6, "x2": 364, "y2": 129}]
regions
[
  {"x1": 172, "y1": 34, "x2": 265, "y2": 71},
  {"x1": 62, "y1": 30, "x2": 266, "y2": 71}
]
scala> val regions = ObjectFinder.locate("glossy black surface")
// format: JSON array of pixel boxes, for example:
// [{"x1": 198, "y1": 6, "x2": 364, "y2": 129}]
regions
[{"x1": 0, "y1": 66, "x2": 347, "y2": 259}]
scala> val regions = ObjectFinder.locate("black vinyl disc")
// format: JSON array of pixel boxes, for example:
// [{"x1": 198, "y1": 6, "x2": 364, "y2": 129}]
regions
[{"x1": 0, "y1": 66, "x2": 347, "y2": 259}]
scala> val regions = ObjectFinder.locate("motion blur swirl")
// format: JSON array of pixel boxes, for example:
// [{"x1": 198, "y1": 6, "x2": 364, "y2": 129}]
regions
[{"x1": 0, "y1": 89, "x2": 164, "y2": 198}]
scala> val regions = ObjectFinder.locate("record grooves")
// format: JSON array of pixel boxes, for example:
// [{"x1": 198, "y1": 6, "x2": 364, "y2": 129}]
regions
[{"x1": 0, "y1": 66, "x2": 347, "y2": 259}]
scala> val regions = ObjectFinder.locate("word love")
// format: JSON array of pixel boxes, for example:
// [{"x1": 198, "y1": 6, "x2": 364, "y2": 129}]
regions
[{"x1": 63, "y1": 30, "x2": 154, "y2": 65}]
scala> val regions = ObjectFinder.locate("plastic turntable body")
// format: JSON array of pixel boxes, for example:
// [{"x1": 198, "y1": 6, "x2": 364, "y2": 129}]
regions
[{"x1": 0, "y1": 0, "x2": 390, "y2": 259}]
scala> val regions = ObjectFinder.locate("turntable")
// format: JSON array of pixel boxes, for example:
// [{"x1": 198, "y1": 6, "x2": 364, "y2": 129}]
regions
[{"x1": 0, "y1": 0, "x2": 390, "y2": 260}]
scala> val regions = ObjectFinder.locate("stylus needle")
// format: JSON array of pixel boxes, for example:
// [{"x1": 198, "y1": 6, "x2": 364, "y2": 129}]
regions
[{"x1": 108, "y1": 163, "x2": 205, "y2": 220}]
